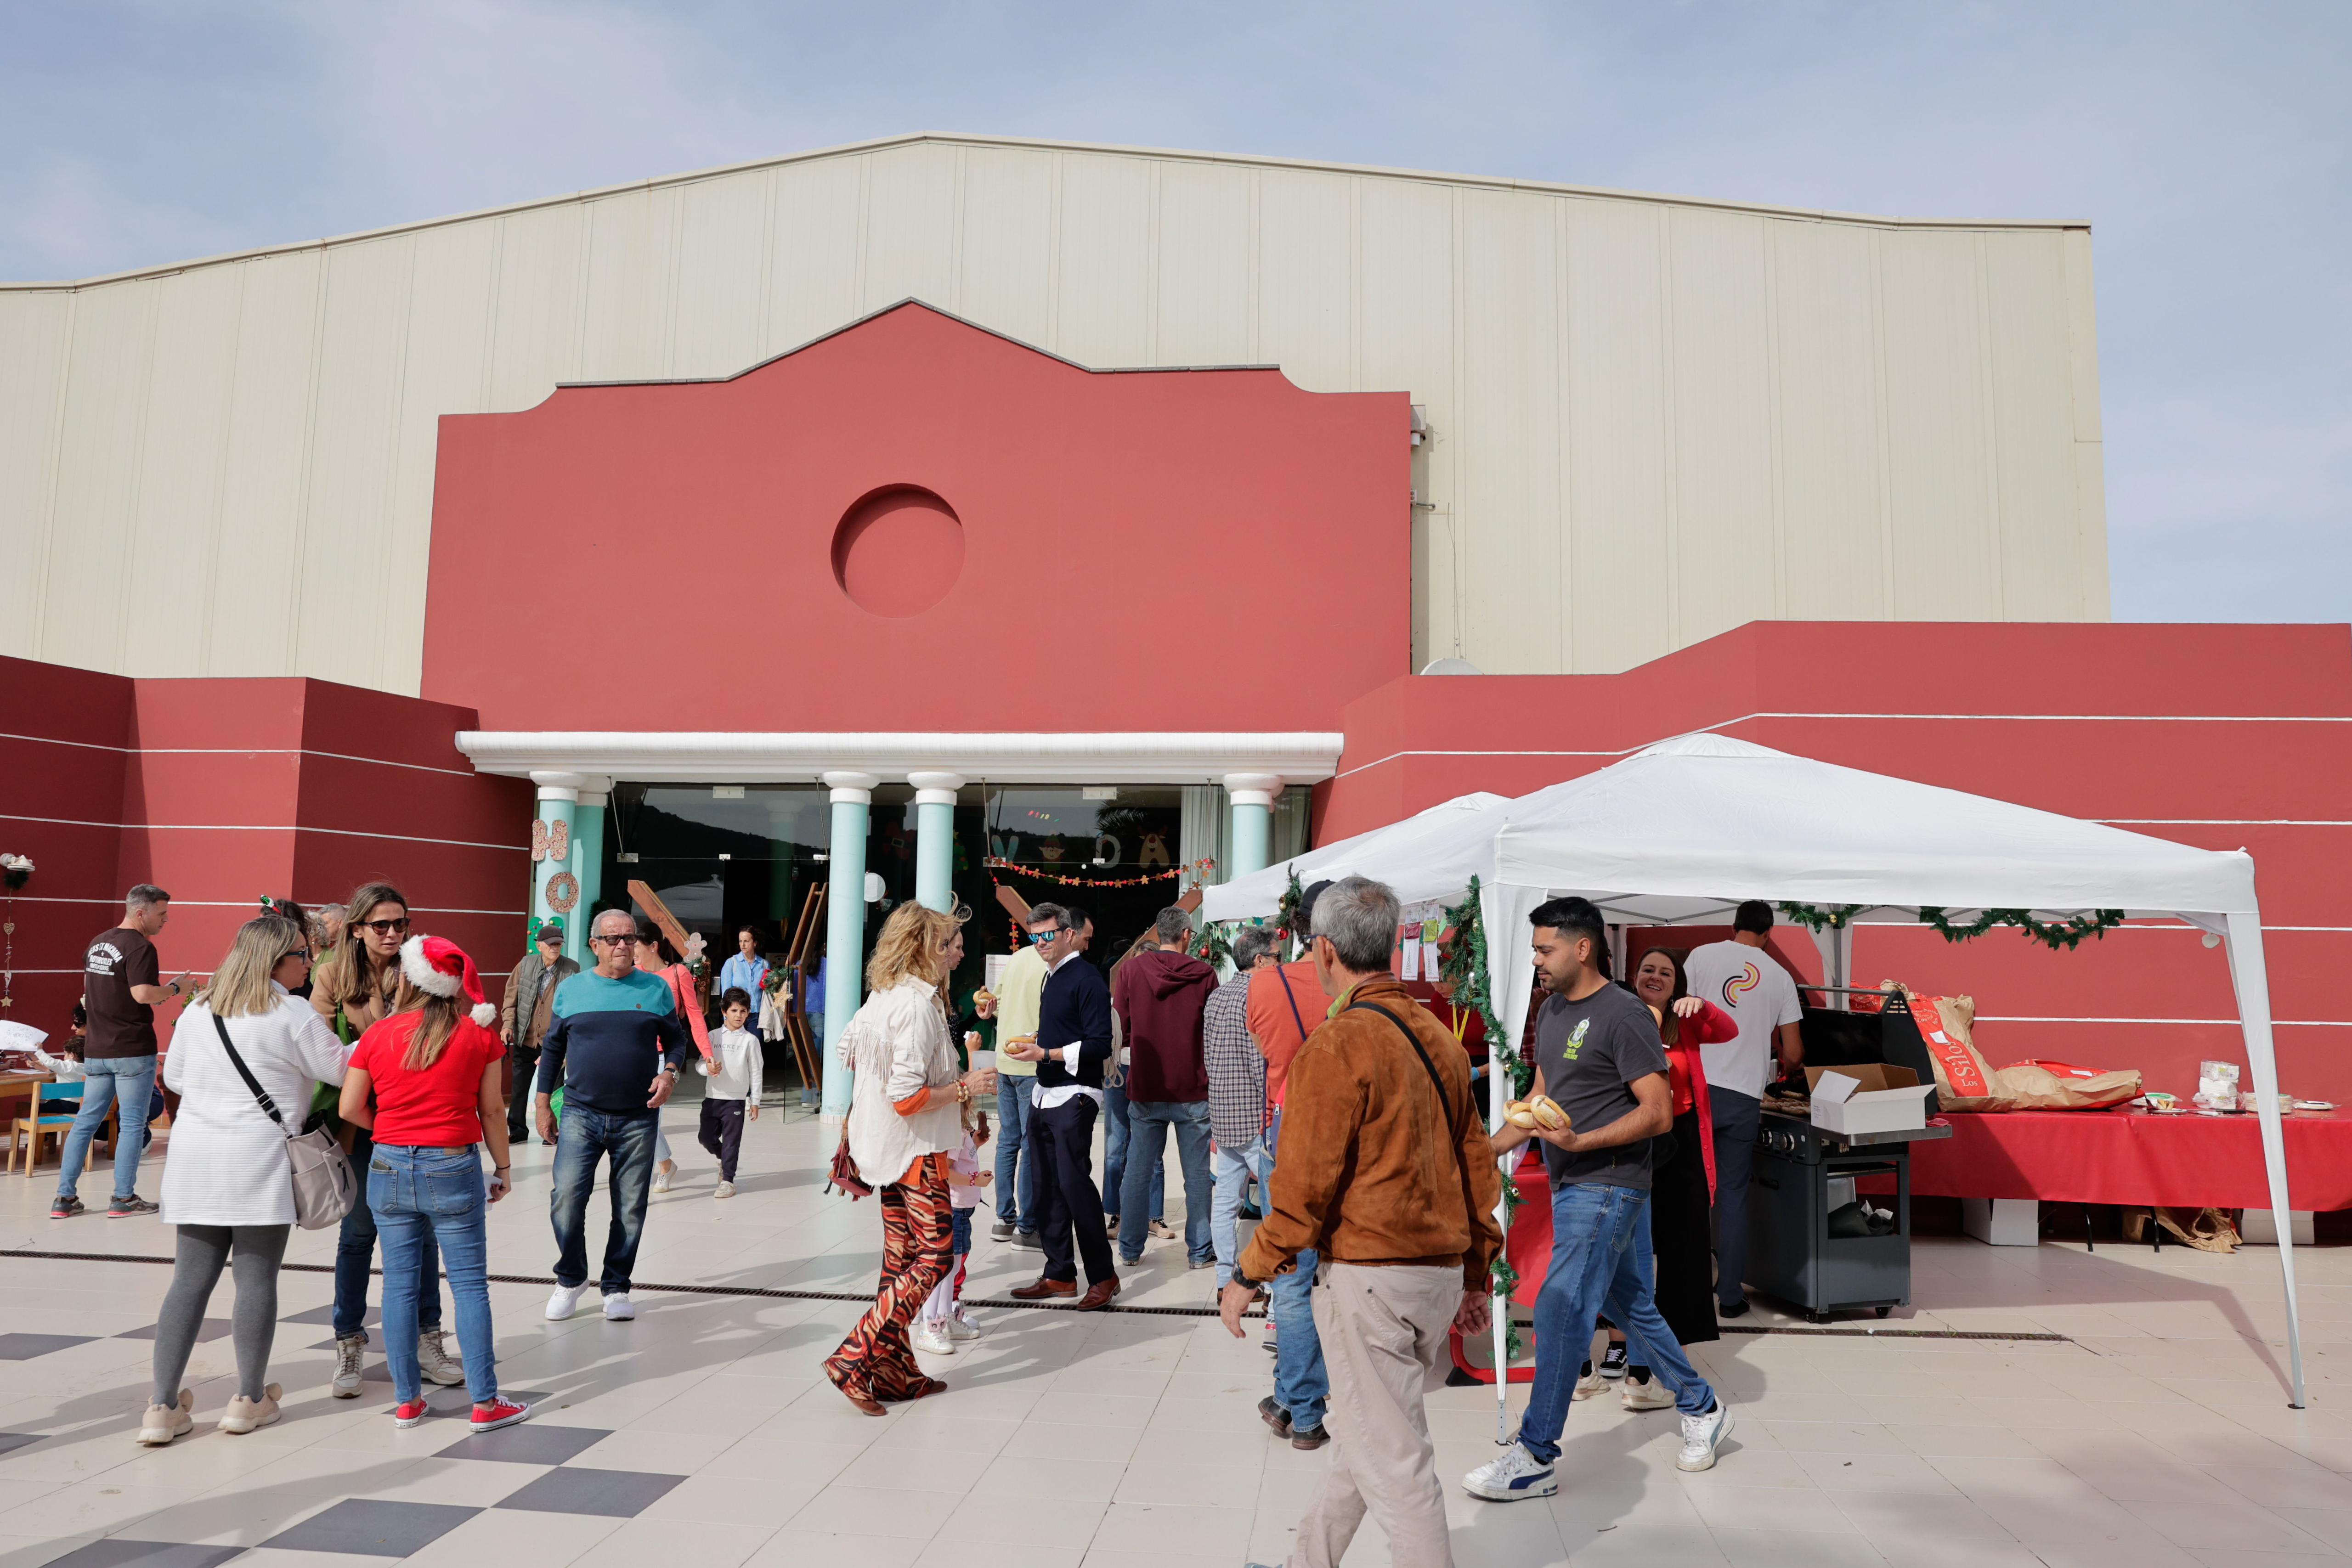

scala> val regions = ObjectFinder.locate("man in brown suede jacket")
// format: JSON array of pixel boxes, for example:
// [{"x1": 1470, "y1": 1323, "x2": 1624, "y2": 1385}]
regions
[{"x1": 1221, "y1": 875, "x2": 1502, "y2": 1568}]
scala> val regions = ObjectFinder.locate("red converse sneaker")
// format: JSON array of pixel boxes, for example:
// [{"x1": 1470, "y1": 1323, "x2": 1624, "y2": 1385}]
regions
[
  {"x1": 469, "y1": 1398, "x2": 530, "y2": 1433},
  {"x1": 391, "y1": 1399, "x2": 429, "y2": 1428}
]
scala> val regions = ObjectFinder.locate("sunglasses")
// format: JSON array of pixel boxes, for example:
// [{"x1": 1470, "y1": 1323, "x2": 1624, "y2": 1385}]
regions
[
  {"x1": 357, "y1": 918, "x2": 410, "y2": 935},
  {"x1": 590, "y1": 934, "x2": 634, "y2": 947},
  {"x1": 1027, "y1": 928, "x2": 1064, "y2": 944}
]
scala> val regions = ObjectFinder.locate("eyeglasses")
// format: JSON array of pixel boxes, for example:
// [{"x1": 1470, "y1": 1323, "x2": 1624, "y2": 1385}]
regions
[
  {"x1": 281, "y1": 949, "x2": 312, "y2": 963},
  {"x1": 357, "y1": 918, "x2": 410, "y2": 935}
]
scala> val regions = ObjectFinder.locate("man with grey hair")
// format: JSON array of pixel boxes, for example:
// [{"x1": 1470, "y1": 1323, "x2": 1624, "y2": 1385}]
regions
[
  {"x1": 1110, "y1": 906, "x2": 1219, "y2": 1267},
  {"x1": 1225, "y1": 875, "x2": 1502, "y2": 1568},
  {"x1": 54, "y1": 884, "x2": 187, "y2": 1220},
  {"x1": 1204, "y1": 925, "x2": 1276, "y2": 1296}
]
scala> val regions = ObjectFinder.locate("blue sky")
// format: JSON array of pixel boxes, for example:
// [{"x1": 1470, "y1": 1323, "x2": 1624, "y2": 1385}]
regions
[{"x1": 4, "y1": 1, "x2": 2344, "y2": 625}]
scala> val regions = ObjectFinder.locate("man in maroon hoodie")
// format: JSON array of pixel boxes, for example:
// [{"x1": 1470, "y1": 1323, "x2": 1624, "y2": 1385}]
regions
[{"x1": 1111, "y1": 906, "x2": 1221, "y2": 1267}]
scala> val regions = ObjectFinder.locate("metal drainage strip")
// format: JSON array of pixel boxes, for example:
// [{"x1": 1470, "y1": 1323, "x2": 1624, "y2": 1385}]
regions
[{"x1": 0, "y1": 1249, "x2": 2069, "y2": 1338}]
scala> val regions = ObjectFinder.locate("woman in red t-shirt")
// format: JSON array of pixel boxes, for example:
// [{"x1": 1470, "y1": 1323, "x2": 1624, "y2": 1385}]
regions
[{"x1": 339, "y1": 936, "x2": 528, "y2": 1434}]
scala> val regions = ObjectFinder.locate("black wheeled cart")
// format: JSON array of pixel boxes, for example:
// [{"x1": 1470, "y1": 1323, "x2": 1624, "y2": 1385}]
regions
[{"x1": 1746, "y1": 1114, "x2": 1951, "y2": 1323}]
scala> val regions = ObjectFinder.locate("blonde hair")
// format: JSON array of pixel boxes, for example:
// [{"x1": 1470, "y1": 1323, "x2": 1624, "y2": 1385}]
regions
[
  {"x1": 315, "y1": 881, "x2": 408, "y2": 1015},
  {"x1": 864, "y1": 902, "x2": 966, "y2": 995},
  {"x1": 401, "y1": 992, "x2": 462, "y2": 1071},
  {"x1": 204, "y1": 915, "x2": 308, "y2": 1019}
]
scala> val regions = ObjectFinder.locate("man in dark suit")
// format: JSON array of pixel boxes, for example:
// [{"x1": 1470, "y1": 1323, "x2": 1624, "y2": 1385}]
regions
[{"x1": 1005, "y1": 902, "x2": 1120, "y2": 1309}]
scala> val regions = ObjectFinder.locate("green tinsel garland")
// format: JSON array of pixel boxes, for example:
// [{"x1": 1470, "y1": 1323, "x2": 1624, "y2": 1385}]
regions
[
  {"x1": 1433, "y1": 874, "x2": 1538, "y2": 1322},
  {"x1": 1917, "y1": 906, "x2": 2126, "y2": 950},
  {"x1": 1776, "y1": 902, "x2": 1861, "y2": 932},
  {"x1": 1276, "y1": 868, "x2": 1306, "y2": 960}
]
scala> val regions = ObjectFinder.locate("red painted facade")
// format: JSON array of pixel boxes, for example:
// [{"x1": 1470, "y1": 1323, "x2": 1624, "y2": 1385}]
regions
[
  {"x1": 0, "y1": 656, "x2": 529, "y2": 1047},
  {"x1": 1324, "y1": 621, "x2": 2352, "y2": 1104},
  {"x1": 423, "y1": 302, "x2": 1412, "y2": 733}
]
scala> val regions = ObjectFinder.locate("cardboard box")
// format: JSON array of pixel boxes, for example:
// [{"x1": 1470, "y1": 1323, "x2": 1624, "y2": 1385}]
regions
[{"x1": 1806, "y1": 1064, "x2": 1937, "y2": 1136}]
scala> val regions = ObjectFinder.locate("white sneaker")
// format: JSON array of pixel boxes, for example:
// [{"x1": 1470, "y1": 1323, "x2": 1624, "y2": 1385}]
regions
[
  {"x1": 603, "y1": 1291, "x2": 636, "y2": 1321},
  {"x1": 1622, "y1": 1377, "x2": 1675, "y2": 1412},
  {"x1": 945, "y1": 1310, "x2": 983, "y2": 1342},
  {"x1": 217, "y1": 1383, "x2": 283, "y2": 1434},
  {"x1": 713, "y1": 1181, "x2": 735, "y2": 1200},
  {"x1": 417, "y1": 1329, "x2": 465, "y2": 1387},
  {"x1": 545, "y1": 1283, "x2": 586, "y2": 1321},
  {"x1": 912, "y1": 1321, "x2": 956, "y2": 1355},
  {"x1": 1572, "y1": 1365, "x2": 1607, "y2": 1400},
  {"x1": 652, "y1": 1168, "x2": 672, "y2": 1194},
  {"x1": 331, "y1": 1331, "x2": 366, "y2": 1398},
  {"x1": 1677, "y1": 1402, "x2": 1732, "y2": 1472},
  {"x1": 1463, "y1": 1441, "x2": 1557, "y2": 1501}
]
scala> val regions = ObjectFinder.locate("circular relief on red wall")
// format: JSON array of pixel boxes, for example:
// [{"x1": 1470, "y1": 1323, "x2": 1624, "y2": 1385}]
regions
[{"x1": 831, "y1": 486, "x2": 965, "y2": 617}]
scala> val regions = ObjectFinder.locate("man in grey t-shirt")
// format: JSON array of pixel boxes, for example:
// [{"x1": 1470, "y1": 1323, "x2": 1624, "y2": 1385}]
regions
[{"x1": 1464, "y1": 896, "x2": 1730, "y2": 1503}]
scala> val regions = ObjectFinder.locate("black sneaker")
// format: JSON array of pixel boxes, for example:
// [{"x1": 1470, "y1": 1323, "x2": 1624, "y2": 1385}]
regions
[
  {"x1": 50, "y1": 1195, "x2": 84, "y2": 1219},
  {"x1": 1011, "y1": 1230, "x2": 1043, "y2": 1251},
  {"x1": 109, "y1": 1195, "x2": 159, "y2": 1218},
  {"x1": 1599, "y1": 1342, "x2": 1630, "y2": 1380},
  {"x1": 1718, "y1": 1298, "x2": 1750, "y2": 1319},
  {"x1": 990, "y1": 1220, "x2": 1015, "y2": 1242}
]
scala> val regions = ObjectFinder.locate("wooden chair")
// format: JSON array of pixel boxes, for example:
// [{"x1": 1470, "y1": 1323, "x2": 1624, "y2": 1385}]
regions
[{"x1": 6, "y1": 1083, "x2": 115, "y2": 1175}]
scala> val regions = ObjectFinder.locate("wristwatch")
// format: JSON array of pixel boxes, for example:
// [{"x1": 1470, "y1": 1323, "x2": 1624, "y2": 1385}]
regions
[{"x1": 1230, "y1": 1267, "x2": 1260, "y2": 1293}]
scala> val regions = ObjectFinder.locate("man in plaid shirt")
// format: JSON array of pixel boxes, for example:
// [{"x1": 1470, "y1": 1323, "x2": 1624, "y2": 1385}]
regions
[{"x1": 1205, "y1": 925, "x2": 1278, "y2": 1293}]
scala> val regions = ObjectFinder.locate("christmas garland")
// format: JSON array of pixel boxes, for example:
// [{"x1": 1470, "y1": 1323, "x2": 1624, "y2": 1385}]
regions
[
  {"x1": 1276, "y1": 869, "x2": 1306, "y2": 959},
  {"x1": 1778, "y1": 900, "x2": 2126, "y2": 952},
  {"x1": 984, "y1": 857, "x2": 1211, "y2": 890},
  {"x1": 1433, "y1": 875, "x2": 1534, "y2": 1359},
  {"x1": 1917, "y1": 906, "x2": 2126, "y2": 950}
]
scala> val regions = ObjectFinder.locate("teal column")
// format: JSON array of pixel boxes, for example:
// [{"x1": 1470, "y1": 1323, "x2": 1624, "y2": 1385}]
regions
[
  {"x1": 820, "y1": 771, "x2": 877, "y2": 1120},
  {"x1": 1224, "y1": 773, "x2": 1281, "y2": 879},
  {"x1": 909, "y1": 771, "x2": 964, "y2": 913},
  {"x1": 567, "y1": 782, "x2": 608, "y2": 970},
  {"x1": 529, "y1": 773, "x2": 581, "y2": 949}
]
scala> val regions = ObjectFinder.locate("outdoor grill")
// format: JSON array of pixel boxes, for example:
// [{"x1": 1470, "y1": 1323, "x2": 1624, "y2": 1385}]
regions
[{"x1": 1741, "y1": 991, "x2": 1952, "y2": 1322}]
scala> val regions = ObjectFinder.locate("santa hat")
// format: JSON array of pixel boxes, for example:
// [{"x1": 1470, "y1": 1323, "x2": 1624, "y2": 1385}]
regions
[{"x1": 401, "y1": 935, "x2": 499, "y2": 1028}]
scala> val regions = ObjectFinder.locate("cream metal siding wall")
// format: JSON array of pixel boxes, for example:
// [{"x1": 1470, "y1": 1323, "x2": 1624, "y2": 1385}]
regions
[{"x1": 0, "y1": 133, "x2": 2107, "y2": 693}]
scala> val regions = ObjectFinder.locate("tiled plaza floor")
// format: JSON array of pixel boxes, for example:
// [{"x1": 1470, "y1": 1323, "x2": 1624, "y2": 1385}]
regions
[{"x1": 3, "y1": 1101, "x2": 2349, "y2": 1568}]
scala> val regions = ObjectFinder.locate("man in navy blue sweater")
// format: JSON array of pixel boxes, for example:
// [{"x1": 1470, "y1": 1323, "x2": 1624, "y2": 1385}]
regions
[
  {"x1": 1006, "y1": 903, "x2": 1120, "y2": 1309},
  {"x1": 535, "y1": 908, "x2": 692, "y2": 1323}
]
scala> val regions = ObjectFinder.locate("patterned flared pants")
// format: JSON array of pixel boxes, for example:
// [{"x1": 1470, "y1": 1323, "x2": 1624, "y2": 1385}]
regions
[{"x1": 825, "y1": 1154, "x2": 954, "y2": 1401}]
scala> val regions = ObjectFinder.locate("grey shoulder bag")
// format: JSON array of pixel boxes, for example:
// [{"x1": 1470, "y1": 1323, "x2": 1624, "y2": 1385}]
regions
[{"x1": 211, "y1": 1012, "x2": 359, "y2": 1230}]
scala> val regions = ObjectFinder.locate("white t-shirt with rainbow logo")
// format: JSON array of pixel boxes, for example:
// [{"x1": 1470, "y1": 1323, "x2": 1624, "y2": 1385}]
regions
[{"x1": 1682, "y1": 939, "x2": 1803, "y2": 1100}]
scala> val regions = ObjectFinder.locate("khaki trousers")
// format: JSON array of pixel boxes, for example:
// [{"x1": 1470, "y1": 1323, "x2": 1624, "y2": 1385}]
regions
[{"x1": 1289, "y1": 1262, "x2": 1463, "y2": 1568}]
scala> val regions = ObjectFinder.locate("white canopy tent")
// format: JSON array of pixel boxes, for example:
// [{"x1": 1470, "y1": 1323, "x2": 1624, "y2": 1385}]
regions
[{"x1": 1212, "y1": 733, "x2": 2305, "y2": 1405}]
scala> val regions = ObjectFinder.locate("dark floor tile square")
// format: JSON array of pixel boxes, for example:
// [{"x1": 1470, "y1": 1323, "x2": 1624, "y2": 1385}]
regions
[
  {"x1": 494, "y1": 1466, "x2": 683, "y2": 1518},
  {"x1": 282, "y1": 1303, "x2": 379, "y2": 1327},
  {"x1": 115, "y1": 1319, "x2": 233, "y2": 1343},
  {"x1": 261, "y1": 1498, "x2": 481, "y2": 1556},
  {"x1": 40, "y1": 1543, "x2": 244, "y2": 1568},
  {"x1": 0, "y1": 1333, "x2": 94, "y2": 1360},
  {"x1": 434, "y1": 1423, "x2": 610, "y2": 1465},
  {"x1": 0, "y1": 1432, "x2": 42, "y2": 1458}
]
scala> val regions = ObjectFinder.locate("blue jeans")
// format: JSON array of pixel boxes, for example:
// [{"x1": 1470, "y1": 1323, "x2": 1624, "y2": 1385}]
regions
[
  {"x1": 1119, "y1": 1100, "x2": 1213, "y2": 1263},
  {"x1": 56, "y1": 1055, "x2": 154, "y2": 1202},
  {"x1": 1520, "y1": 1184, "x2": 1716, "y2": 1465},
  {"x1": 1709, "y1": 1087, "x2": 1760, "y2": 1309},
  {"x1": 550, "y1": 1105, "x2": 658, "y2": 1293},
  {"x1": 994, "y1": 1075, "x2": 1042, "y2": 1232},
  {"x1": 336, "y1": 1127, "x2": 441, "y2": 1338},
  {"x1": 1267, "y1": 1109, "x2": 1327, "y2": 1432},
  {"x1": 1210, "y1": 1137, "x2": 1271, "y2": 1289},
  {"x1": 1102, "y1": 1078, "x2": 1164, "y2": 1220},
  {"x1": 368, "y1": 1145, "x2": 497, "y2": 1405}
]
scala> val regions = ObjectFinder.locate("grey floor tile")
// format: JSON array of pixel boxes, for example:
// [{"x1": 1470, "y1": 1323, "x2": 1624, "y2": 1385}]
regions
[
  {"x1": 494, "y1": 1467, "x2": 685, "y2": 1518},
  {"x1": 41, "y1": 1544, "x2": 245, "y2": 1568},
  {"x1": 0, "y1": 1433, "x2": 43, "y2": 1458},
  {"x1": 261, "y1": 1499, "x2": 483, "y2": 1556},
  {"x1": 115, "y1": 1319, "x2": 233, "y2": 1343},
  {"x1": 433, "y1": 1424, "x2": 612, "y2": 1465},
  {"x1": 282, "y1": 1305, "x2": 380, "y2": 1328},
  {"x1": 0, "y1": 1333, "x2": 95, "y2": 1359}
]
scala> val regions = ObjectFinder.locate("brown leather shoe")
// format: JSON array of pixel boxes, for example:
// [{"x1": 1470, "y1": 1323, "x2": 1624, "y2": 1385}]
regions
[
  {"x1": 1010, "y1": 1277, "x2": 1079, "y2": 1300},
  {"x1": 1075, "y1": 1276, "x2": 1122, "y2": 1311}
]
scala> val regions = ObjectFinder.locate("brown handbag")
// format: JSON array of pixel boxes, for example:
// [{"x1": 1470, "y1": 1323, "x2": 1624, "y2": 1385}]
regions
[{"x1": 826, "y1": 1129, "x2": 873, "y2": 1200}]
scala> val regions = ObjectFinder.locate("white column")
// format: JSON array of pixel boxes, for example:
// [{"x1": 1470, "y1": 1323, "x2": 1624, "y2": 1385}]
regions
[
  {"x1": 908, "y1": 771, "x2": 965, "y2": 914},
  {"x1": 565, "y1": 777, "x2": 611, "y2": 969},
  {"x1": 1223, "y1": 773, "x2": 1282, "y2": 880},
  {"x1": 820, "y1": 771, "x2": 879, "y2": 1121}
]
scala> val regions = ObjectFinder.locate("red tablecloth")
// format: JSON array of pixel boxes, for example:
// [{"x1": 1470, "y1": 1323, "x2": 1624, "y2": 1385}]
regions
[{"x1": 1907, "y1": 1109, "x2": 2352, "y2": 1211}]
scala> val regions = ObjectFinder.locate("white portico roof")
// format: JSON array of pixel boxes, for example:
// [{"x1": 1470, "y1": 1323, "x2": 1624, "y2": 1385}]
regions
[{"x1": 453, "y1": 731, "x2": 1345, "y2": 787}]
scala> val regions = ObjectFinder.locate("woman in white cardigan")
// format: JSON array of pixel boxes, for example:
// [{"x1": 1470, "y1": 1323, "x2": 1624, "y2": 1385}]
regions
[
  {"x1": 139, "y1": 914, "x2": 351, "y2": 1446},
  {"x1": 823, "y1": 902, "x2": 995, "y2": 1415}
]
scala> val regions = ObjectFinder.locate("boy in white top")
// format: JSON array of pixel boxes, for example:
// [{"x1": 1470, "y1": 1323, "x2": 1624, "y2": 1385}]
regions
[
  {"x1": 699, "y1": 989, "x2": 764, "y2": 1199},
  {"x1": 1680, "y1": 901, "x2": 1805, "y2": 1318}
]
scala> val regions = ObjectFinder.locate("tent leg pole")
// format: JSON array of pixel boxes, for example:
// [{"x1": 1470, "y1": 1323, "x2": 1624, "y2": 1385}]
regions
[{"x1": 2225, "y1": 912, "x2": 2305, "y2": 1408}]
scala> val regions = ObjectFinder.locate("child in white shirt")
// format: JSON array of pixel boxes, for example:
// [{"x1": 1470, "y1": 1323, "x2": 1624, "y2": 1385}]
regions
[
  {"x1": 915, "y1": 1087, "x2": 991, "y2": 1354},
  {"x1": 699, "y1": 989, "x2": 764, "y2": 1198}
]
